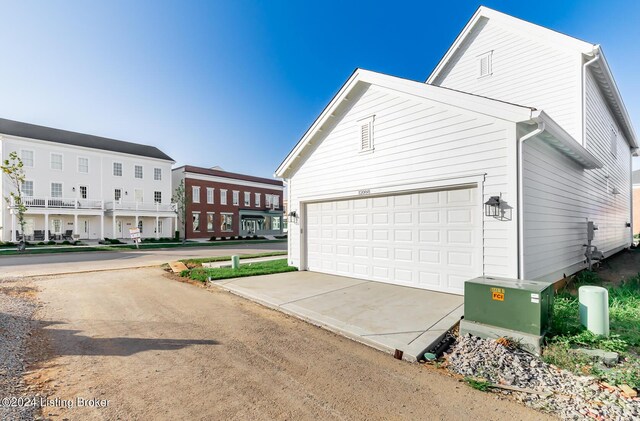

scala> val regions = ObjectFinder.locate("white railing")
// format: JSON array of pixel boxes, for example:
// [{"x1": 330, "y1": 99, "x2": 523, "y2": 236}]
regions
[
  {"x1": 104, "y1": 201, "x2": 175, "y2": 212},
  {"x1": 14, "y1": 196, "x2": 103, "y2": 210}
]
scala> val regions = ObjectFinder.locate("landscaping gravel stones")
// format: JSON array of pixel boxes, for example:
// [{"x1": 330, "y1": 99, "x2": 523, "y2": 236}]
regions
[
  {"x1": 446, "y1": 335, "x2": 640, "y2": 420},
  {"x1": 0, "y1": 280, "x2": 38, "y2": 421}
]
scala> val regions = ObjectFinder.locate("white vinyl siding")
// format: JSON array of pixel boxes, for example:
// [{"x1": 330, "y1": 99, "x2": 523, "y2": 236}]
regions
[
  {"x1": 431, "y1": 17, "x2": 581, "y2": 141},
  {"x1": 288, "y1": 84, "x2": 518, "y2": 278},
  {"x1": 522, "y1": 70, "x2": 632, "y2": 281}
]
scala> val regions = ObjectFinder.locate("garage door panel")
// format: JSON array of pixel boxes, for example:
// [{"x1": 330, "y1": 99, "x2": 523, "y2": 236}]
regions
[{"x1": 305, "y1": 186, "x2": 481, "y2": 294}]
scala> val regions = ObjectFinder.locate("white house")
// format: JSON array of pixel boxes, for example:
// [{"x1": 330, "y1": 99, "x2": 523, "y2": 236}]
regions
[
  {"x1": 0, "y1": 118, "x2": 177, "y2": 242},
  {"x1": 275, "y1": 6, "x2": 637, "y2": 295}
]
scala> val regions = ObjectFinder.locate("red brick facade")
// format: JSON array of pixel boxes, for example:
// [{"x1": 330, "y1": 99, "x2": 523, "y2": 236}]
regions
[{"x1": 178, "y1": 166, "x2": 284, "y2": 239}]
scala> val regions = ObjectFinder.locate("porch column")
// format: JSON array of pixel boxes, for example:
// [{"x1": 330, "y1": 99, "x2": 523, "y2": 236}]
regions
[
  {"x1": 44, "y1": 214, "x2": 49, "y2": 241},
  {"x1": 100, "y1": 214, "x2": 104, "y2": 240},
  {"x1": 112, "y1": 215, "x2": 117, "y2": 239},
  {"x1": 73, "y1": 214, "x2": 78, "y2": 237},
  {"x1": 155, "y1": 216, "x2": 159, "y2": 239},
  {"x1": 11, "y1": 212, "x2": 16, "y2": 242}
]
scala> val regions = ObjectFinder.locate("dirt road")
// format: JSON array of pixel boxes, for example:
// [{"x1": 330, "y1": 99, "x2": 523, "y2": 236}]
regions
[{"x1": 29, "y1": 268, "x2": 552, "y2": 420}]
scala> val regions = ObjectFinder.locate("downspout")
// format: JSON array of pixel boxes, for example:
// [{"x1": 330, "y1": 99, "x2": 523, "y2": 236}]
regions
[
  {"x1": 517, "y1": 120, "x2": 545, "y2": 279},
  {"x1": 582, "y1": 50, "x2": 600, "y2": 147}
]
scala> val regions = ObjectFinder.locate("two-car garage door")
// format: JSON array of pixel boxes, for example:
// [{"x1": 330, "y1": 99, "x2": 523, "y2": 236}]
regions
[{"x1": 305, "y1": 186, "x2": 482, "y2": 295}]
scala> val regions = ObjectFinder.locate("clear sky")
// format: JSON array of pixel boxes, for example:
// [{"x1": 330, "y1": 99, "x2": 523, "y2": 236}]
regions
[{"x1": 1, "y1": 0, "x2": 639, "y2": 177}]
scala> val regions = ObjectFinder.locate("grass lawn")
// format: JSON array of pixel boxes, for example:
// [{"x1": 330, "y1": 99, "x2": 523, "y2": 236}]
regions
[
  {"x1": 185, "y1": 259, "x2": 297, "y2": 282},
  {"x1": 0, "y1": 239, "x2": 286, "y2": 256},
  {"x1": 180, "y1": 251, "x2": 287, "y2": 267},
  {"x1": 543, "y1": 270, "x2": 640, "y2": 388}
]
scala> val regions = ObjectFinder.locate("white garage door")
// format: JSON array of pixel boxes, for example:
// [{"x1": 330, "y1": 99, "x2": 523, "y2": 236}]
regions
[{"x1": 305, "y1": 186, "x2": 482, "y2": 295}]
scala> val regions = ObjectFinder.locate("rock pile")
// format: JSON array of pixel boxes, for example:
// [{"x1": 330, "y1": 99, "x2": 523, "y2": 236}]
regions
[
  {"x1": 0, "y1": 281, "x2": 38, "y2": 421},
  {"x1": 446, "y1": 335, "x2": 640, "y2": 420}
]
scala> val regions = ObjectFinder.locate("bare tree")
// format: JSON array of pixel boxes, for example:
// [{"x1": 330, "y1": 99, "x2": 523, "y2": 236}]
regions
[
  {"x1": 172, "y1": 179, "x2": 189, "y2": 244},
  {"x1": 1, "y1": 152, "x2": 27, "y2": 251}
]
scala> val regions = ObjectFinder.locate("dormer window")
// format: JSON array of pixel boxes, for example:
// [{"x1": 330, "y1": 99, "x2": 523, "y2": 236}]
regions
[
  {"x1": 358, "y1": 116, "x2": 375, "y2": 153},
  {"x1": 478, "y1": 51, "x2": 493, "y2": 78}
]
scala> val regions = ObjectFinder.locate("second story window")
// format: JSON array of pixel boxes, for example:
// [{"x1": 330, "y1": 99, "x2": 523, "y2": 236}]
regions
[
  {"x1": 79, "y1": 185, "x2": 87, "y2": 199},
  {"x1": 21, "y1": 150, "x2": 34, "y2": 167},
  {"x1": 154, "y1": 168, "x2": 162, "y2": 181},
  {"x1": 232, "y1": 191, "x2": 239, "y2": 206},
  {"x1": 51, "y1": 182, "x2": 63, "y2": 198},
  {"x1": 114, "y1": 189, "x2": 122, "y2": 201},
  {"x1": 78, "y1": 157, "x2": 89, "y2": 173},
  {"x1": 255, "y1": 193, "x2": 261, "y2": 207},
  {"x1": 113, "y1": 162, "x2": 123, "y2": 176},
  {"x1": 207, "y1": 187, "x2": 214, "y2": 204},
  {"x1": 135, "y1": 165, "x2": 143, "y2": 179},
  {"x1": 244, "y1": 192, "x2": 250, "y2": 207},
  {"x1": 22, "y1": 180, "x2": 33, "y2": 197},
  {"x1": 220, "y1": 189, "x2": 227, "y2": 205},
  {"x1": 192, "y1": 186, "x2": 201, "y2": 203},
  {"x1": 50, "y1": 153, "x2": 63, "y2": 170},
  {"x1": 154, "y1": 191, "x2": 162, "y2": 203}
]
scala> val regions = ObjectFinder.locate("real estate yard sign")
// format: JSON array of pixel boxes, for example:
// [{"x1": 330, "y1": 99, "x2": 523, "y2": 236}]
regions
[{"x1": 129, "y1": 227, "x2": 141, "y2": 248}]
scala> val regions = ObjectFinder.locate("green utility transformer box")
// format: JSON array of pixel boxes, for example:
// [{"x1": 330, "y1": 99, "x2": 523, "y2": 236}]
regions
[{"x1": 460, "y1": 276, "x2": 555, "y2": 354}]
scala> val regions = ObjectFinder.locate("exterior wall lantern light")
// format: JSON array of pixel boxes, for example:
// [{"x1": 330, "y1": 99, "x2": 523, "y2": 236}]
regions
[{"x1": 484, "y1": 196, "x2": 501, "y2": 217}]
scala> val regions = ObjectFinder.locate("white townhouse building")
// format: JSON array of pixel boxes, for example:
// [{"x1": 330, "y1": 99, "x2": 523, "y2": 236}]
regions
[{"x1": 0, "y1": 118, "x2": 176, "y2": 242}]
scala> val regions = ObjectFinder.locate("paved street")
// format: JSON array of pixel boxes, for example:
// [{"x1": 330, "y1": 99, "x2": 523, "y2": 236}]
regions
[
  {"x1": 25, "y1": 267, "x2": 549, "y2": 421},
  {"x1": 0, "y1": 242, "x2": 287, "y2": 277}
]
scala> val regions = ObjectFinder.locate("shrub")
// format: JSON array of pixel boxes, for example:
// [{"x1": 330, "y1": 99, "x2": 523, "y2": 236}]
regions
[
  {"x1": 47, "y1": 240, "x2": 56, "y2": 245},
  {"x1": 61, "y1": 240, "x2": 71, "y2": 245},
  {"x1": 174, "y1": 230, "x2": 180, "y2": 241},
  {"x1": 37, "y1": 242, "x2": 46, "y2": 246}
]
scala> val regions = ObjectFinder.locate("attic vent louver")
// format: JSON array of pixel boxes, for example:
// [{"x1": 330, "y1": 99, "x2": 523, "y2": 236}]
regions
[
  {"x1": 478, "y1": 51, "x2": 493, "y2": 78},
  {"x1": 358, "y1": 116, "x2": 375, "y2": 153}
]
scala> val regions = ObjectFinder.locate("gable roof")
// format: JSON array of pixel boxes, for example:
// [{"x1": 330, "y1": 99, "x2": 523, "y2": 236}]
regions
[
  {"x1": 275, "y1": 68, "x2": 541, "y2": 178},
  {"x1": 176, "y1": 165, "x2": 283, "y2": 187},
  {"x1": 0, "y1": 118, "x2": 174, "y2": 161},
  {"x1": 425, "y1": 6, "x2": 638, "y2": 150}
]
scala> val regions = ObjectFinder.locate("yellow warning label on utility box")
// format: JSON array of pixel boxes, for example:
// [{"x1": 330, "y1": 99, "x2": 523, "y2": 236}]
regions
[{"x1": 492, "y1": 292, "x2": 505, "y2": 301}]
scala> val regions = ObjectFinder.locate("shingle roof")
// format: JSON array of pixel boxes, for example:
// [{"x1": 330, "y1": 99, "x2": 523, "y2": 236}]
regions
[
  {"x1": 633, "y1": 170, "x2": 640, "y2": 185},
  {"x1": 178, "y1": 165, "x2": 283, "y2": 187},
  {"x1": 0, "y1": 118, "x2": 174, "y2": 161}
]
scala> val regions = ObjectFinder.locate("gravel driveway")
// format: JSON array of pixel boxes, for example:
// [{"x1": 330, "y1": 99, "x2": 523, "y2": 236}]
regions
[{"x1": 22, "y1": 267, "x2": 550, "y2": 420}]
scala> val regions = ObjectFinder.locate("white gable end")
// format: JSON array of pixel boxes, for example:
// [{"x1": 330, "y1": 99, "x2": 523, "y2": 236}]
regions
[{"x1": 430, "y1": 15, "x2": 582, "y2": 142}]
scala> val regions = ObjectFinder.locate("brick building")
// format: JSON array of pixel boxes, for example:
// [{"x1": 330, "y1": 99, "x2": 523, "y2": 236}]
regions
[{"x1": 172, "y1": 166, "x2": 284, "y2": 239}]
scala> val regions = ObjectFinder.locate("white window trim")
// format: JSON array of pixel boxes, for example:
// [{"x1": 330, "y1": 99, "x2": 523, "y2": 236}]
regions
[
  {"x1": 220, "y1": 189, "x2": 228, "y2": 205},
  {"x1": 50, "y1": 152, "x2": 63, "y2": 171},
  {"x1": 206, "y1": 187, "x2": 215, "y2": 204},
  {"x1": 255, "y1": 192, "x2": 261, "y2": 207},
  {"x1": 232, "y1": 190, "x2": 240, "y2": 206},
  {"x1": 154, "y1": 167, "x2": 162, "y2": 181},
  {"x1": 357, "y1": 115, "x2": 375, "y2": 153},
  {"x1": 77, "y1": 156, "x2": 89, "y2": 174},
  {"x1": 114, "y1": 188, "x2": 123, "y2": 202},
  {"x1": 478, "y1": 50, "x2": 493, "y2": 78},
  {"x1": 113, "y1": 161, "x2": 123, "y2": 176},
  {"x1": 244, "y1": 191, "x2": 251, "y2": 207},
  {"x1": 78, "y1": 185, "x2": 88, "y2": 199},
  {"x1": 50, "y1": 181, "x2": 64, "y2": 198},
  {"x1": 192, "y1": 186, "x2": 201, "y2": 203},
  {"x1": 220, "y1": 212, "x2": 233, "y2": 232},
  {"x1": 206, "y1": 212, "x2": 215, "y2": 232},
  {"x1": 134, "y1": 164, "x2": 144, "y2": 179},
  {"x1": 192, "y1": 211, "x2": 201, "y2": 232},
  {"x1": 20, "y1": 149, "x2": 35, "y2": 168},
  {"x1": 22, "y1": 180, "x2": 34, "y2": 197}
]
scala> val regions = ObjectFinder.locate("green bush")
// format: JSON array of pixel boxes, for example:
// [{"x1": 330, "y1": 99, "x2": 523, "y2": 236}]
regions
[
  {"x1": 47, "y1": 240, "x2": 56, "y2": 245},
  {"x1": 37, "y1": 242, "x2": 46, "y2": 246},
  {"x1": 61, "y1": 240, "x2": 71, "y2": 245}
]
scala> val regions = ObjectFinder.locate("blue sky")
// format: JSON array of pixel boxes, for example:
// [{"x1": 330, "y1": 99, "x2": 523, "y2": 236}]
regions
[{"x1": 1, "y1": 0, "x2": 639, "y2": 177}]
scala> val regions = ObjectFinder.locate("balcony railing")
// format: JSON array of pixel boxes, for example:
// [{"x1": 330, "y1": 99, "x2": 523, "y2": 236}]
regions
[
  {"x1": 13, "y1": 196, "x2": 104, "y2": 210},
  {"x1": 104, "y1": 201, "x2": 176, "y2": 212}
]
